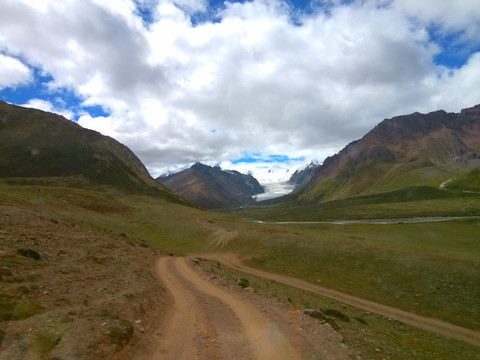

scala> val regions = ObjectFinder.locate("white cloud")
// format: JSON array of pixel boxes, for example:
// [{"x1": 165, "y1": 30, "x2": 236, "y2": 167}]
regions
[
  {"x1": 0, "y1": 54, "x2": 32, "y2": 89},
  {"x1": 171, "y1": 0, "x2": 208, "y2": 14},
  {"x1": 427, "y1": 53, "x2": 480, "y2": 112},
  {"x1": 393, "y1": 0, "x2": 480, "y2": 41},
  {"x1": 1, "y1": 0, "x2": 479, "y2": 182},
  {"x1": 22, "y1": 99, "x2": 74, "y2": 119},
  {"x1": 78, "y1": 114, "x2": 119, "y2": 136}
]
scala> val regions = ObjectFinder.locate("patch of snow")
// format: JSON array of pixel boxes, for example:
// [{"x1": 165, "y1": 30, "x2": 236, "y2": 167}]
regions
[{"x1": 255, "y1": 181, "x2": 295, "y2": 201}]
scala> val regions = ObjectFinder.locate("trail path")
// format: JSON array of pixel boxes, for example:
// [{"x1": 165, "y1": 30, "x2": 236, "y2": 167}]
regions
[
  {"x1": 154, "y1": 257, "x2": 342, "y2": 360},
  {"x1": 205, "y1": 253, "x2": 480, "y2": 347}
]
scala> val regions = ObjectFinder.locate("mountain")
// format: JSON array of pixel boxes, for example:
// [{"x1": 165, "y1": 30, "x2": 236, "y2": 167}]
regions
[
  {"x1": 298, "y1": 105, "x2": 480, "y2": 202},
  {"x1": 157, "y1": 162, "x2": 264, "y2": 209},
  {"x1": 287, "y1": 161, "x2": 320, "y2": 192},
  {"x1": 0, "y1": 100, "x2": 189, "y2": 204}
]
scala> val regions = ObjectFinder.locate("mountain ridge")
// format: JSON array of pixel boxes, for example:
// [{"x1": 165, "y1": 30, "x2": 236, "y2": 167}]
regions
[
  {"x1": 0, "y1": 100, "x2": 191, "y2": 205},
  {"x1": 298, "y1": 105, "x2": 480, "y2": 202},
  {"x1": 287, "y1": 160, "x2": 320, "y2": 192},
  {"x1": 157, "y1": 162, "x2": 264, "y2": 209}
]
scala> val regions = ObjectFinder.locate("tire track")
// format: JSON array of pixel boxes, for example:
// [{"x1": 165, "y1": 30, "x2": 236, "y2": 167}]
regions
[
  {"x1": 154, "y1": 257, "x2": 203, "y2": 359},
  {"x1": 155, "y1": 257, "x2": 302, "y2": 360}
]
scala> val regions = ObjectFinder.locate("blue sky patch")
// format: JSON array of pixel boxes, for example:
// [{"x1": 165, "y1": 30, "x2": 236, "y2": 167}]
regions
[
  {"x1": 232, "y1": 154, "x2": 305, "y2": 164},
  {"x1": 191, "y1": 0, "x2": 250, "y2": 26},
  {"x1": 134, "y1": 0, "x2": 156, "y2": 26},
  {"x1": 428, "y1": 26, "x2": 480, "y2": 69},
  {"x1": 0, "y1": 64, "x2": 109, "y2": 120}
]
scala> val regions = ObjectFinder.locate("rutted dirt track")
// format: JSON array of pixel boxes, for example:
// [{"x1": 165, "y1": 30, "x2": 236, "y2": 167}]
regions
[
  {"x1": 152, "y1": 257, "x2": 351, "y2": 360},
  {"x1": 206, "y1": 253, "x2": 480, "y2": 347}
]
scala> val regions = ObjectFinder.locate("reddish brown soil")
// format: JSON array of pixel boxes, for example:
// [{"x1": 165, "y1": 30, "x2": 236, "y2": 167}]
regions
[
  {"x1": 0, "y1": 204, "x2": 166, "y2": 360},
  {"x1": 136, "y1": 257, "x2": 352, "y2": 360}
]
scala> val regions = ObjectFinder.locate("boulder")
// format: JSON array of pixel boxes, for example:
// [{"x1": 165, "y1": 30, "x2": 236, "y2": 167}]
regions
[
  {"x1": 303, "y1": 309, "x2": 327, "y2": 321},
  {"x1": 303, "y1": 309, "x2": 341, "y2": 331},
  {"x1": 17, "y1": 248, "x2": 41, "y2": 260}
]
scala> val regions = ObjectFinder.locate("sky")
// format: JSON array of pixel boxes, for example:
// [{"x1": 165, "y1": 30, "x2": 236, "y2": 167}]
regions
[{"x1": 1, "y1": 0, "x2": 480, "y2": 190}]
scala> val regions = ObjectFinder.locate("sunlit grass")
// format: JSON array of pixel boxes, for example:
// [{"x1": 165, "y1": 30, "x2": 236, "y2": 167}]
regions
[{"x1": 218, "y1": 220, "x2": 480, "y2": 330}]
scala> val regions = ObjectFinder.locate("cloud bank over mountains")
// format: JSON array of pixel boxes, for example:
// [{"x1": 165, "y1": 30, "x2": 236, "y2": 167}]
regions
[{"x1": 0, "y1": 0, "x2": 479, "y2": 177}]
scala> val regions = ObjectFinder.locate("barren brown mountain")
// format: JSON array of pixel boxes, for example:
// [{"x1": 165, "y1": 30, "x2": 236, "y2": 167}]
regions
[
  {"x1": 157, "y1": 163, "x2": 264, "y2": 209},
  {"x1": 299, "y1": 105, "x2": 480, "y2": 202}
]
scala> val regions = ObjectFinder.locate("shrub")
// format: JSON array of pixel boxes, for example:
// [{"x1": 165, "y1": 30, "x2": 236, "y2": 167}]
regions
[
  {"x1": 37, "y1": 331, "x2": 62, "y2": 355},
  {"x1": 12, "y1": 301, "x2": 44, "y2": 320},
  {"x1": 238, "y1": 278, "x2": 250, "y2": 288},
  {"x1": 323, "y1": 308, "x2": 350, "y2": 322},
  {"x1": 0, "y1": 294, "x2": 15, "y2": 320},
  {"x1": 107, "y1": 320, "x2": 133, "y2": 348}
]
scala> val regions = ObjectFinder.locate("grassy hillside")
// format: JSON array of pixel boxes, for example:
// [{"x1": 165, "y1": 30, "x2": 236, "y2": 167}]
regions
[
  {"x1": 0, "y1": 182, "x2": 168, "y2": 359},
  {"x1": 447, "y1": 167, "x2": 480, "y2": 191},
  {"x1": 0, "y1": 101, "x2": 191, "y2": 205}
]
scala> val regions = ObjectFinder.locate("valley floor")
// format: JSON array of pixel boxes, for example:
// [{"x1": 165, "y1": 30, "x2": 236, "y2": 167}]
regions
[{"x1": 2, "y1": 182, "x2": 479, "y2": 359}]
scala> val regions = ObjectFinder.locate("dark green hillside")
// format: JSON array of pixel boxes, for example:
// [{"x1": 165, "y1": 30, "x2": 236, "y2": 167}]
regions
[
  {"x1": 0, "y1": 101, "x2": 190, "y2": 204},
  {"x1": 446, "y1": 168, "x2": 480, "y2": 191}
]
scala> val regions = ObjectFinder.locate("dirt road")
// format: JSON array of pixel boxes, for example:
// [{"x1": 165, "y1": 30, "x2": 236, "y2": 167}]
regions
[
  {"x1": 153, "y1": 257, "x2": 350, "y2": 360},
  {"x1": 206, "y1": 253, "x2": 480, "y2": 347}
]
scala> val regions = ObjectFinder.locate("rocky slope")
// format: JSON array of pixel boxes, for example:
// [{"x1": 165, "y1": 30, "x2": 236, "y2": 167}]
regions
[
  {"x1": 287, "y1": 161, "x2": 320, "y2": 192},
  {"x1": 298, "y1": 105, "x2": 480, "y2": 202},
  {"x1": 157, "y1": 163, "x2": 264, "y2": 209},
  {"x1": 0, "y1": 101, "x2": 188, "y2": 204},
  {"x1": 0, "y1": 191, "x2": 166, "y2": 360}
]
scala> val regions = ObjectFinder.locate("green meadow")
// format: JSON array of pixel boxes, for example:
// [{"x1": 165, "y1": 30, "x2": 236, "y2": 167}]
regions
[
  {"x1": 233, "y1": 186, "x2": 480, "y2": 221},
  {"x1": 222, "y1": 220, "x2": 480, "y2": 330}
]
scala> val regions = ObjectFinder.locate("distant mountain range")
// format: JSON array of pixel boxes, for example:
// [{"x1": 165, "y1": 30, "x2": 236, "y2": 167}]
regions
[
  {"x1": 0, "y1": 100, "x2": 190, "y2": 205},
  {"x1": 157, "y1": 163, "x2": 264, "y2": 209},
  {"x1": 296, "y1": 105, "x2": 480, "y2": 203},
  {"x1": 2, "y1": 100, "x2": 479, "y2": 209}
]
